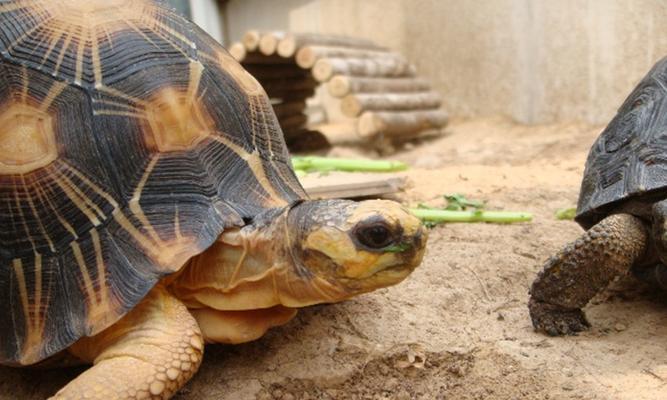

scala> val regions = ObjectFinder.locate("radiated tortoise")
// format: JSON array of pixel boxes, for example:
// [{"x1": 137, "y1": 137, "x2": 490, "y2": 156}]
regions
[{"x1": 0, "y1": 1, "x2": 428, "y2": 398}]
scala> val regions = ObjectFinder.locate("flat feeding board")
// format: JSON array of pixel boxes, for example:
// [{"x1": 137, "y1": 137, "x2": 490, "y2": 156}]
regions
[{"x1": 299, "y1": 172, "x2": 407, "y2": 199}]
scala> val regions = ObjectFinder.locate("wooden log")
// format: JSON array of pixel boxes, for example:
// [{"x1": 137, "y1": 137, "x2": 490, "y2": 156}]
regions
[
  {"x1": 229, "y1": 42, "x2": 246, "y2": 62},
  {"x1": 327, "y1": 75, "x2": 431, "y2": 98},
  {"x1": 312, "y1": 57, "x2": 416, "y2": 83},
  {"x1": 277, "y1": 33, "x2": 386, "y2": 58},
  {"x1": 244, "y1": 64, "x2": 309, "y2": 80},
  {"x1": 279, "y1": 113, "x2": 308, "y2": 130},
  {"x1": 341, "y1": 92, "x2": 443, "y2": 118},
  {"x1": 357, "y1": 110, "x2": 448, "y2": 138},
  {"x1": 259, "y1": 31, "x2": 286, "y2": 56},
  {"x1": 242, "y1": 30, "x2": 261, "y2": 51},
  {"x1": 311, "y1": 121, "x2": 360, "y2": 145},
  {"x1": 272, "y1": 100, "x2": 307, "y2": 119},
  {"x1": 295, "y1": 45, "x2": 396, "y2": 69},
  {"x1": 304, "y1": 105, "x2": 327, "y2": 126}
]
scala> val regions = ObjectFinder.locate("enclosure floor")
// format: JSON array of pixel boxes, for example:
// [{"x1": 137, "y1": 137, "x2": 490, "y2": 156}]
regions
[{"x1": 3, "y1": 118, "x2": 667, "y2": 400}]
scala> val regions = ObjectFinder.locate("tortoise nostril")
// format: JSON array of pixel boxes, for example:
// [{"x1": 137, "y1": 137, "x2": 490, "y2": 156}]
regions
[{"x1": 414, "y1": 227, "x2": 427, "y2": 246}]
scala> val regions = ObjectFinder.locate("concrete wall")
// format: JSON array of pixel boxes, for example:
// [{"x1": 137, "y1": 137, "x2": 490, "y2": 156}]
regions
[{"x1": 223, "y1": 0, "x2": 667, "y2": 124}]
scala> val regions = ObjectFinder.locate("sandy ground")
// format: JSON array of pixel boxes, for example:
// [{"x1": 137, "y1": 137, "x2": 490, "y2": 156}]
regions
[{"x1": 3, "y1": 118, "x2": 667, "y2": 399}]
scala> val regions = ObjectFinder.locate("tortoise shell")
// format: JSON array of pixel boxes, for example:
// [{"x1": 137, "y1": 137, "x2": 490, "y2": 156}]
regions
[
  {"x1": 0, "y1": 0, "x2": 305, "y2": 365},
  {"x1": 577, "y1": 56, "x2": 667, "y2": 228}
]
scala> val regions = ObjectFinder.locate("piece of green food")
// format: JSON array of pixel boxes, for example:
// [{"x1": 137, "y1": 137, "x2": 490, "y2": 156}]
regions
[
  {"x1": 410, "y1": 208, "x2": 533, "y2": 224},
  {"x1": 384, "y1": 243, "x2": 412, "y2": 253},
  {"x1": 555, "y1": 207, "x2": 577, "y2": 220},
  {"x1": 292, "y1": 156, "x2": 408, "y2": 173},
  {"x1": 413, "y1": 193, "x2": 531, "y2": 225},
  {"x1": 444, "y1": 193, "x2": 485, "y2": 211}
]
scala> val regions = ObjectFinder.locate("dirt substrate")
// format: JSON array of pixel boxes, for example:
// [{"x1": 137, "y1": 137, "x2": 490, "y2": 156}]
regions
[{"x1": 3, "y1": 118, "x2": 667, "y2": 399}]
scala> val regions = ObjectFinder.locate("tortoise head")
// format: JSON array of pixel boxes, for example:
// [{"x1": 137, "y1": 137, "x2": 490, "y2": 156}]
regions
[{"x1": 285, "y1": 199, "x2": 427, "y2": 301}]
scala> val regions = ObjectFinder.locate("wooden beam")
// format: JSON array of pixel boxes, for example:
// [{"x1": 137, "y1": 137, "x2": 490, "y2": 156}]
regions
[
  {"x1": 312, "y1": 57, "x2": 416, "y2": 82},
  {"x1": 341, "y1": 92, "x2": 443, "y2": 118},
  {"x1": 311, "y1": 121, "x2": 360, "y2": 145},
  {"x1": 357, "y1": 110, "x2": 448, "y2": 138},
  {"x1": 277, "y1": 33, "x2": 386, "y2": 58},
  {"x1": 295, "y1": 45, "x2": 395, "y2": 69},
  {"x1": 327, "y1": 75, "x2": 431, "y2": 98}
]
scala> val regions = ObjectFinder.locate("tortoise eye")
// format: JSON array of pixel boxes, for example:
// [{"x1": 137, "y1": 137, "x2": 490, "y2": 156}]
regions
[{"x1": 355, "y1": 223, "x2": 394, "y2": 249}]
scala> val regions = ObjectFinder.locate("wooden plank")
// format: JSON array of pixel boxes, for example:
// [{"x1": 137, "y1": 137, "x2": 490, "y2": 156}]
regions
[{"x1": 299, "y1": 173, "x2": 407, "y2": 199}]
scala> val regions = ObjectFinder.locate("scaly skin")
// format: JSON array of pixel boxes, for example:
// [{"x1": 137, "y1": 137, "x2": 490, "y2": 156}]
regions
[
  {"x1": 528, "y1": 213, "x2": 647, "y2": 336},
  {"x1": 53, "y1": 286, "x2": 204, "y2": 400}
]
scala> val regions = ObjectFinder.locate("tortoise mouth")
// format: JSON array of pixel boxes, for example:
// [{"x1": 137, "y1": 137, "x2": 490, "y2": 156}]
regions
[{"x1": 328, "y1": 239, "x2": 426, "y2": 296}]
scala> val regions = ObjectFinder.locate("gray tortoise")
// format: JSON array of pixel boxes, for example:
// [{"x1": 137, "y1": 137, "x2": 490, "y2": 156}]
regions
[
  {"x1": 0, "y1": 0, "x2": 427, "y2": 399},
  {"x1": 529, "y1": 56, "x2": 667, "y2": 336}
]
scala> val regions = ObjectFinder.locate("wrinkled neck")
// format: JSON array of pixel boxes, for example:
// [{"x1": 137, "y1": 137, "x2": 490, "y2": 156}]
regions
[{"x1": 168, "y1": 205, "x2": 346, "y2": 311}]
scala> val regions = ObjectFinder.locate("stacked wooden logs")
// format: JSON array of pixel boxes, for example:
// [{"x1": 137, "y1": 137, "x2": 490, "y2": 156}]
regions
[{"x1": 229, "y1": 30, "x2": 447, "y2": 147}]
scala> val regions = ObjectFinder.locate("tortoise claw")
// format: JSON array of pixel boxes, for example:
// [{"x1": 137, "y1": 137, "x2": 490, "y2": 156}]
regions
[{"x1": 528, "y1": 298, "x2": 590, "y2": 336}]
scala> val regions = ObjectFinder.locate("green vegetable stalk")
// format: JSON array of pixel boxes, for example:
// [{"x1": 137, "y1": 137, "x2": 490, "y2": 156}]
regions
[
  {"x1": 410, "y1": 208, "x2": 533, "y2": 224},
  {"x1": 555, "y1": 207, "x2": 577, "y2": 220},
  {"x1": 292, "y1": 156, "x2": 408, "y2": 173}
]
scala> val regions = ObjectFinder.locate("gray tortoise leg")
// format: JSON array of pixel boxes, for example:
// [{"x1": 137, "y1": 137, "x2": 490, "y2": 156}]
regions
[
  {"x1": 634, "y1": 200, "x2": 667, "y2": 290},
  {"x1": 528, "y1": 213, "x2": 647, "y2": 336}
]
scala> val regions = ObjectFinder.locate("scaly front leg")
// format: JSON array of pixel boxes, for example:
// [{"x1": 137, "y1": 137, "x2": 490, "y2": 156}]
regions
[
  {"x1": 51, "y1": 286, "x2": 204, "y2": 400},
  {"x1": 528, "y1": 214, "x2": 647, "y2": 336}
]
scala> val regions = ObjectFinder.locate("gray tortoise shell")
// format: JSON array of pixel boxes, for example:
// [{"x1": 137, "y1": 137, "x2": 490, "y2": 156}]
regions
[{"x1": 577, "y1": 56, "x2": 667, "y2": 228}]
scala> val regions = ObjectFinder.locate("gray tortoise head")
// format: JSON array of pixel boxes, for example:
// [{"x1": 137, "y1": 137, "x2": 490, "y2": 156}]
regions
[{"x1": 577, "y1": 56, "x2": 667, "y2": 229}]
